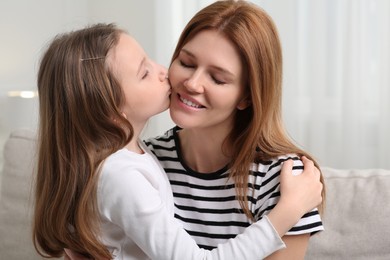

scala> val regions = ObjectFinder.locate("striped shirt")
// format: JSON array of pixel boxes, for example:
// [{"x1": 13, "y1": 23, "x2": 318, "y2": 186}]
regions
[{"x1": 144, "y1": 127, "x2": 323, "y2": 250}]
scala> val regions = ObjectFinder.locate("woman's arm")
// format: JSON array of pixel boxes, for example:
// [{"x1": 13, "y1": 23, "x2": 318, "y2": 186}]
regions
[
  {"x1": 265, "y1": 234, "x2": 310, "y2": 260},
  {"x1": 264, "y1": 156, "x2": 323, "y2": 259}
]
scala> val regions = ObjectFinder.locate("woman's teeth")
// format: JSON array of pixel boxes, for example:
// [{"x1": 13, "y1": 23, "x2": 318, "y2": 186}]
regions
[{"x1": 180, "y1": 96, "x2": 202, "y2": 108}]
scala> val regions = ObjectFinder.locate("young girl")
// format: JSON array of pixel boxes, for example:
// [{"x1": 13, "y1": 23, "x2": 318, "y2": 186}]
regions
[
  {"x1": 145, "y1": 0, "x2": 326, "y2": 258},
  {"x1": 33, "y1": 23, "x2": 322, "y2": 259}
]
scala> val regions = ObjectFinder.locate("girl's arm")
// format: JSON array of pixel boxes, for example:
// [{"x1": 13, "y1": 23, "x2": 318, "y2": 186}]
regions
[
  {"x1": 98, "y1": 162, "x2": 282, "y2": 259},
  {"x1": 66, "y1": 156, "x2": 322, "y2": 260}
]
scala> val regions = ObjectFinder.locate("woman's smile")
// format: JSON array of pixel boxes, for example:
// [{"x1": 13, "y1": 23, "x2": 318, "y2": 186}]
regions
[{"x1": 177, "y1": 93, "x2": 205, "y2": 109}]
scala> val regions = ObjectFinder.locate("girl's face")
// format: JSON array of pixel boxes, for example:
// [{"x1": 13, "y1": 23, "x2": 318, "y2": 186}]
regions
[
  {"x1": 168, "y1": 30, "x2": 249, "y2": 132},
  {"x1": 110, "y1": 34, "x2": 170, "y2": 128}
]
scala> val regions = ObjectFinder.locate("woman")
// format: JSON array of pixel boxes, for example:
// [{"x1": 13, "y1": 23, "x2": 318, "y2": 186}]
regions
[
  {"x1": 34, "y1": 23, "x2": 322, "y2": 260},
  {"x1": 145, "y1": 0, "x2": 325, "y2": 258}
]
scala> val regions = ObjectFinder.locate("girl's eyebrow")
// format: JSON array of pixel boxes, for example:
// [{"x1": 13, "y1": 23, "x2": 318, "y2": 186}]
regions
[{"x1": 180, "y1": 48, "x2": 235, "y2": 77}]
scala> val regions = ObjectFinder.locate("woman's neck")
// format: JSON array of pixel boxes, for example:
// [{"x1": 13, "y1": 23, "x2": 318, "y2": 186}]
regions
[{"x1": 178, "y1": 128, "x2": 232, "y2": 173}]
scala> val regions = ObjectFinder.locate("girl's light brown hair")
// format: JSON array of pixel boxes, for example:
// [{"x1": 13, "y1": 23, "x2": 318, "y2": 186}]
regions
[
  {"x1": 171, "y1": 0, "x2": 325, "y2": 221},
  {"x1": 33, "y1": 23, "x2": 132, "y2": 258}
]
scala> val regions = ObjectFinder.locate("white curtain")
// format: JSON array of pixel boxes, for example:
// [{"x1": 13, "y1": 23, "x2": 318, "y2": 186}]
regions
[
  {"x1": 276, "y1": 0, "x2": 390, "y2": 169},
  {"x1": 153, "y1": 0, "x2": 390, "y2": 170}
]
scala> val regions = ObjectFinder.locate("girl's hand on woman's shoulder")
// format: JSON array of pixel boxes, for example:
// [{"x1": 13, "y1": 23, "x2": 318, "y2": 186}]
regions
[
  {"x1": 279, "y1": 156, "x2": 323, "y2": 216},
  {"x1": 267, "y1": 157, "x2": 323, "y2": 237}
]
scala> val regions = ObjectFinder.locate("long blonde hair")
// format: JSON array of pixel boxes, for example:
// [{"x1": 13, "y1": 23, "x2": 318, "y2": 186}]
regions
[
  {"x1": 171, "y1": 0, "x2": 325, "y2": 220},
  {"x1": 33, "y1": 23, "x2": 132, "y2": 258}
]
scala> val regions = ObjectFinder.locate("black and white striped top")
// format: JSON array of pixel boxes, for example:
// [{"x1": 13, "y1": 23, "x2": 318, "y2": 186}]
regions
[{"x1": 144, "y1": 127, "x2": 323, "y2": 250}]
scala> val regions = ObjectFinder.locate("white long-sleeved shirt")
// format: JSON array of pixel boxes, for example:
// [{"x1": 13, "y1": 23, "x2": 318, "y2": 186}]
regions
[{"x1": 98, "y1": 141, "x2": 285, "y2": 260}]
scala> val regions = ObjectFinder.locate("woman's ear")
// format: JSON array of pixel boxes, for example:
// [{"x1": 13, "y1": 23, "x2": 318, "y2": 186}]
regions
[{"x1": 237, "y1": 97, "x2": 251, "y2": 110}]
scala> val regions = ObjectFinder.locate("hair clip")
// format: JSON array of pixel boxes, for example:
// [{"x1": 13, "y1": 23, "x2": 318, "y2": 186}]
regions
[{"x1": 80, "y1": 56, "x2": 105, "y2": 61}]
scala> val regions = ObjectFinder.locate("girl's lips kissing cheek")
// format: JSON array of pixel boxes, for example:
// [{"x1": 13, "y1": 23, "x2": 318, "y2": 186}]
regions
[{"x1": 177, "y1": 93, "x2": 205, "y2": 110}]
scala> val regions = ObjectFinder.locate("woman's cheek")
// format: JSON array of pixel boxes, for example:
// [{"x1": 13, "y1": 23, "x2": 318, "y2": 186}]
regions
[{"x1": 168, "y1": 65, "x2": 181, "y2": 89}]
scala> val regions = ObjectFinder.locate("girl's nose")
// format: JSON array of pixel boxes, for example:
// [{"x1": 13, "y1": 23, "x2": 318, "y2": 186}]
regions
[{"x1": 158, "y1": 65, "x2": 168, "y2": 82}]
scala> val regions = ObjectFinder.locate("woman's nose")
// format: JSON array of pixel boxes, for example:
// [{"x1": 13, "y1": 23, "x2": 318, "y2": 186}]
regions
[{"x1": 184, "y1": 70, "x2": 203, "y2": 92}]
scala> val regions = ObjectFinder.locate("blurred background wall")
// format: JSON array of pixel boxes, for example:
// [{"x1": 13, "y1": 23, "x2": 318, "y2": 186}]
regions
[{"x1": 0, "y1": 0, "x2": 389, "y2": 170}]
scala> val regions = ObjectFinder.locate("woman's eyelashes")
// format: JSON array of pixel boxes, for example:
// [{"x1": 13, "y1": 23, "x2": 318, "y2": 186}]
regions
[
  {"x1": 212, "y1": 76, "x2": 225, "y2": 85},
  {"x1": 180, "y1": 60, "x2": 194, "y2": 68},
  {"x1": 179, "y1": 60, "x2": 226, "y2": 85}
]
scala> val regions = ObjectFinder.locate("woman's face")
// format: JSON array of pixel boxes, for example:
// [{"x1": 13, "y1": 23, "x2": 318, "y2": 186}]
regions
[
  {"x1": 110, "y1": 33, "x2": 171, "y2": 128},
  {"x1": 168, "y1": 30, "x2": 249, "y2": 132}
]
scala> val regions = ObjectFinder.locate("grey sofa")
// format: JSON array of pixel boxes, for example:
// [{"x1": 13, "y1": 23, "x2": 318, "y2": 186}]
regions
[{"x1": 1, "y1": 129, "x2": 390, "y2": 259}]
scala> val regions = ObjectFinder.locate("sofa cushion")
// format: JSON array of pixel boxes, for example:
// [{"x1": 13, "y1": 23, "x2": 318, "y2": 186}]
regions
[
  {"x1": 306, "y1": 167, "x2": 390, "y2": 260},
  {"x1": 0, "y1": 129, "x2": 42, "y2": 259}
]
